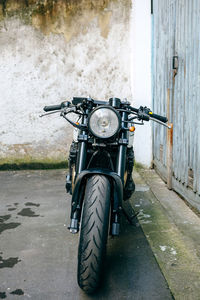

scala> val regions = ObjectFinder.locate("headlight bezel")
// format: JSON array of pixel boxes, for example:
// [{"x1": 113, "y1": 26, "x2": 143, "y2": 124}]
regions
[{"x1": 88, "y1": 106, "x2": 121, "y2": 139}]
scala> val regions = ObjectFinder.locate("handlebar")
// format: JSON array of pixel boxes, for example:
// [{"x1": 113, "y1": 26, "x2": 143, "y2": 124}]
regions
[
  {"x1": 43, "y1": 101, "x2": 71, "y2": 112},
  {"x1": 44, "y1": 104, "x2": 62, "y2": 112},
  {"x1": 149, "y1": 112, "x2": 168, "y2": 123},
  {"x1": 130, "y1": 105, "x2": 168, "y2": 123},
  {"x1": 42, "y1": 99, "x2": 168, "y2": 126}
]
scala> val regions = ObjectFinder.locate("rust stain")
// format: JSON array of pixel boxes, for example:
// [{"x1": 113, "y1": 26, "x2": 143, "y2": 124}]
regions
[
  {"x1": 167, "y1": 123, "x2": 173, "y2": 189},
  {"x1": 169, "y1": 123, "x2": 173, "y2": 145},
  {"x1": 98, "y1": 11, "x2": 112, "y2": 38}
]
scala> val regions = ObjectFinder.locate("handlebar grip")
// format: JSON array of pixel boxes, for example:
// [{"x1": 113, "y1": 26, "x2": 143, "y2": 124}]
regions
[
  {"x1": 130, "y1": 106, "x2": 139, "y2": 113},
  {"x1": 149, "y1": 112, "x2": 168, "y2": 123},
  {"x1": 43, "y1": 104, "x2": 62, "y2": 112}
]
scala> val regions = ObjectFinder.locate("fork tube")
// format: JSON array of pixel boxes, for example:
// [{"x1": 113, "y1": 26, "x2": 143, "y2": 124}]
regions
[
  {"x1": 116, "y1": 112, "x2": 128, "y2": 183},
  {"x1": 77, "y1": 113, "x2": 88, "y2": 174},
  {"x1": 117, "y1": 145, "x2": 126, "y2": 179},
  {"x1": 77, "y1": 142, "x2": 86, "y2": 174}
]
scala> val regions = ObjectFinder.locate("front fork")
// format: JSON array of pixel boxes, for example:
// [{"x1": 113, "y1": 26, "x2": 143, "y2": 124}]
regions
[
  {"x1": 68, "y1": 111, "x2": 129, "y2": 236},
  {"x1": 69, "y1": 113, "x2": 88, "y2": 233}
]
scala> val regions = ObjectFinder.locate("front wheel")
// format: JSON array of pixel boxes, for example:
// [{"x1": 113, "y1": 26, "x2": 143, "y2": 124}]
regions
[{"x1": 77, "y1": 175, "x2": 110, "y2": 293}]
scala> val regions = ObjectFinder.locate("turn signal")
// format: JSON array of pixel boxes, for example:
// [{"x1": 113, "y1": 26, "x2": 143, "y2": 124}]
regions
[{"x1": 129, "y1": 126, "x2": 135, "y2": 132}]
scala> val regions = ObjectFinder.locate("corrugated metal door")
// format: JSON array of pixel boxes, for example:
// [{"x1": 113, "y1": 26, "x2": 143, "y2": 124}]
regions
[{"x1": 152, "y1": 0, "x2": 200, "y2": 210}]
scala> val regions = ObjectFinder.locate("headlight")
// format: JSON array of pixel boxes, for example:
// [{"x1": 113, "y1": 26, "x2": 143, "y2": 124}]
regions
[{"x1": 89, "y1": 106, "x2": 121, "y2": 139}]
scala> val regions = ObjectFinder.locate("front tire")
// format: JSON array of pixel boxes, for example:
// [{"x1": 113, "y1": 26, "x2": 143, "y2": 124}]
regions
[{"x1": 77, "y1": 175, "x2": 110, "y2": 293}]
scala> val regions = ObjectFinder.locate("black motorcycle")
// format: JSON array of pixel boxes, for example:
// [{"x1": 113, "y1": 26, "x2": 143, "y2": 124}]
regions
[{"x1": 41, "y1": 97, "x2": 170, "y2": 293}]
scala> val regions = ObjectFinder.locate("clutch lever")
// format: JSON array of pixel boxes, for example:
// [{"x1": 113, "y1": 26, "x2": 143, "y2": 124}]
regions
[{"x1": 40, "y1": 106, "x2": 75, "y2": 118}]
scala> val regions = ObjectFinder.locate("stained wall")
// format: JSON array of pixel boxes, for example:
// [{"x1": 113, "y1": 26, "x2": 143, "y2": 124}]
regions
[{"x1": 0, "y1": 0, "x2": 133, "y2": 163}]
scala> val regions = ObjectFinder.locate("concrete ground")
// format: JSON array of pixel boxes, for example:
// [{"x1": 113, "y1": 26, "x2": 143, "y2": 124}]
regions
[
  {"x1": 1, "y1": 169, "x2": 200, "y2": 300},
  {"x1": 132, "y1": 169, "x2": 200, "y2": 300},
  {"x1": 0, "y1": 170, "x2": 173, "y2": 300}
]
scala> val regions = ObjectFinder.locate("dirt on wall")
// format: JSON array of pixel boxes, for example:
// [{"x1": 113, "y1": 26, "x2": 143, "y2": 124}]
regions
[{"x1": 0, "y1": 0, "x2": 131, "y2": 41}]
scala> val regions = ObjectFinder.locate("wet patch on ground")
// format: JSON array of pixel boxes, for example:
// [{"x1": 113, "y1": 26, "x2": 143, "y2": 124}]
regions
[
  {"x1": 0, "y1": 292, "x2": 6, "y2": 299},
  {"x1": 6, "y1": 203, "x2": 18, "y2": 210},
  {"x1": 0, "y1": 221, "x2": 21, "y2": 235},
  {"x1": 8, "y1": 208, "x2": 17, "y2": 211},
  {"x1": 10, "y1": 289, "x2": 24, "y2": 296},
  {"x1": 25, "y1": 202, "x2": 40, "y2": 207},
  {"x1": 17, "y1": 208, "x2": 39, "y2": 217},
  {"x1": 0, "y1": 256, "x2": 21, "y2": 268},
  {"x1": 0, "y1": 215, "x2": 11, "y2": 223}
]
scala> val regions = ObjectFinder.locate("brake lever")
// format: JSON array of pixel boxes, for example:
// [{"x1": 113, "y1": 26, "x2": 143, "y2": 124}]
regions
[
  {"x1": 149, "y1": 116, "x2": 171, "y2": 129},
  {"x1": 39, "y1": 110, "x2": 61, "y2": 117}
]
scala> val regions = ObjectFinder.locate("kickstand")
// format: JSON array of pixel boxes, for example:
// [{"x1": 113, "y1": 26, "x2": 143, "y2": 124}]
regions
[{"x1": 122, "y1": 207, "x2": 139, "y2": 225}]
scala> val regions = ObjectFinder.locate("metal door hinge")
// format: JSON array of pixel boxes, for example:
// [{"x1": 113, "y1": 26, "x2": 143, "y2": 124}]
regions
[
  {"x1": 173, "y1": 56, "x2": 178, "y2": 76},
  {"x1": 173, "y1": 56, "x2": 179, "y2": 70}
]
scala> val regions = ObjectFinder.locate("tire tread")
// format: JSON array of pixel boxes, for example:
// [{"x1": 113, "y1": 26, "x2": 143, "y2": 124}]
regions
[{"x1": 77, "y1": 175, "x2": 110, "y2": 293}]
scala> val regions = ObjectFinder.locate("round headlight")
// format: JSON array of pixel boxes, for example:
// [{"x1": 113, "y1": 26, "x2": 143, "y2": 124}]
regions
[{"x1": 89, "y1": 106, "x2": 120, "y2": 139}]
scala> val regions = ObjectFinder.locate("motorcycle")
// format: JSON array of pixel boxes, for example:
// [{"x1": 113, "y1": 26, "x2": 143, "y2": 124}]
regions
[{"x1": 41, "y1": 97, "x2": 170, "y2": 293}]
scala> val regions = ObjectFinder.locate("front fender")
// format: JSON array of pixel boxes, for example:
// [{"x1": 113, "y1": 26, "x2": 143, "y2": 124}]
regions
[{"x1": 71, "y1": 168, "x2": 123, "y2": 217}]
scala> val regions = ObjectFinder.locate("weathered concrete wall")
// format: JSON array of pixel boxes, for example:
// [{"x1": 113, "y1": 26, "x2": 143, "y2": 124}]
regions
[{"x1": 0, "y1": 0, "x2": 132, "y2": 163}]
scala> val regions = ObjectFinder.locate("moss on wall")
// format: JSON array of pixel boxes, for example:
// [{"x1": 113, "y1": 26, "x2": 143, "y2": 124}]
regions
[{"x1": 0, "y1": 157, "x2": 68, "y2": 170}]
